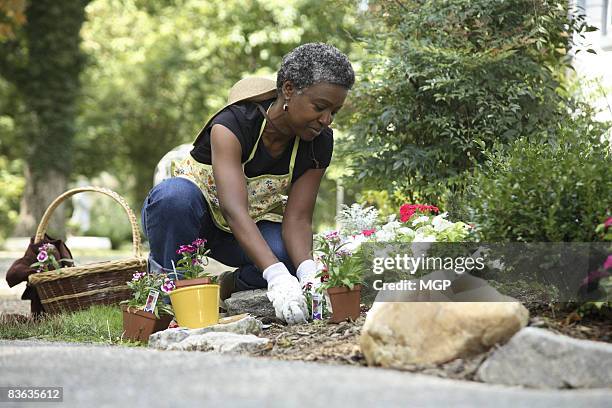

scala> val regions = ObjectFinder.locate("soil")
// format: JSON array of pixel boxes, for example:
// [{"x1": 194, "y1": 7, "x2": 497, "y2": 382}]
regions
[{"x1": 253, "y1": 300, "x2": 611, "y2": 382}]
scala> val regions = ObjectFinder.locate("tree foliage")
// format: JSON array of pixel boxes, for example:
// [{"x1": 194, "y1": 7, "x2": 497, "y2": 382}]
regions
[
  {"x1": 342, "y1": 0, "x2": 601, "y2": 206},
  {"x1": 77, "y1": 0, "x2": 362, "y2": 207}
]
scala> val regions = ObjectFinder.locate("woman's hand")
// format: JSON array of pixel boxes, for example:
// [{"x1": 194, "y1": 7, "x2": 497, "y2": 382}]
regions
[
  {"x1": 263, "y1": 262, "x2": 308, "y2": 324},
  {"x1": 211, "y1": 124, "x2": 278, "y2": 270}
]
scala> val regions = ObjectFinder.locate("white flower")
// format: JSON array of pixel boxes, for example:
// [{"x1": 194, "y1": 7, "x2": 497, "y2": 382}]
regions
[
  {"x1": 411, "y1": 215, "x2": 429, "y2": 227},
  {"x1": 397, "y1": 227, "x2": 415, "y2": 236},
  {"x1": 414, "y1": 233, "x2": 436, "y2": 242},
  {"x1": 432, "y1": 213, "x2": 453, "y2": 232},
  {"x1": 375, "y1": 229, "x2": 396, "y2": 242},
  {"x1": 344, "y1": 234, "x2": 368, "y2": 252},
  {"x1": 382, "y1": 220, "x2": 401, "y2": 232}
]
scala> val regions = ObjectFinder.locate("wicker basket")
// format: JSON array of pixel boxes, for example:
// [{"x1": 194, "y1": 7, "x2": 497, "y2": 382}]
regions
[{"x1": 28, "y1": 186, "x2": 147, "y2": 314}]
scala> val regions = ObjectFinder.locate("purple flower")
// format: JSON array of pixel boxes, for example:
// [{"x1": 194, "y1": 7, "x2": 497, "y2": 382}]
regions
[
  {"x1": 161, "y1": 278, "x2": 176, "y2": 293},
  {"x1": 37, "y1": 251, "x2": 49, "y2": 263},
  {"x1": 604, "y1": 255, "x2": 612, "y2": 270},
  {"x1": 336, "y1": 248, "x2": 352, "y2": 258},
  {"x1": 41, "y1": 243, "x2": 56, "y2": 252}
]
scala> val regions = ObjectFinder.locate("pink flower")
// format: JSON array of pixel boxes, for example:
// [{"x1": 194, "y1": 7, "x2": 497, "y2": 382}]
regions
[
  {"x1": 324, "y1": 231, "x2": 341, "y2": 244},
  {"x1": 192, "y1": 238, "x2": 207, "y2": 248},
  {"x1": 176, "y1": 244, "x2": 196, "y2": 255},
  {"x1": 132, "y1": 272, "x2": 145, "y2": 281},
  {"x1": 604, "y1": 255, "x2": 612, "y2": 270},
  {"x1": 604, "y1": 217, "x2": 612, "y2": 228},
  {"x1": 37, "y1": 251, "x2": 48, "y2": 263}
]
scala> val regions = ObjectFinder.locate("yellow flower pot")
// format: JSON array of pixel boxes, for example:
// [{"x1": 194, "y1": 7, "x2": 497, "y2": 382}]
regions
[{"x1": 169, "y1": 284, "x2": 219, "y2": 329}]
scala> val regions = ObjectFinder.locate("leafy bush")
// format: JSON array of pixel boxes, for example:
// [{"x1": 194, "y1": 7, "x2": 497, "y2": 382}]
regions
[
  {"x1": 343, "y1": 0, "x2": 597, "y2": 205},
  {"x1": 464, "y1": 121, "x2": 612, "y2": 242}
]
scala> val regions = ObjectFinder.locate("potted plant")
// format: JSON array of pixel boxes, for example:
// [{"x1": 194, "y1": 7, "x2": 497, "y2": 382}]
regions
[
  {"x1": 314, "y1": 231, "x2": 365, "y2": 323},
  {"x1": 167, "y1": 238, "x2": 220, "y2": 328},
  {"x1": 173, "y1": 238, "x2": 218, "y2": 288},
  {"x1": 120, "y1": 272, "x2": 175, "y2": 343}
]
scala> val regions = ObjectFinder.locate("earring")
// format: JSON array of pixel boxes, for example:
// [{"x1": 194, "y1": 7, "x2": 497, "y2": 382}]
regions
[{"x1": 283, "y1": 100, "x2": 289, "y2": 111}]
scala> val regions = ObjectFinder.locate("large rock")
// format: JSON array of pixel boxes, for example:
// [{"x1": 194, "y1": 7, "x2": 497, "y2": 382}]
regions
[
  {"x1": 360, "y1": 302, "x2": 528, "y2": 367},
  {"x1": 149, "y1": 315, "x2": 262, "y2": 350},
  {"x1": 166, "y1": 332, "x2": 270, "y2": 353},
  {"x1": 224, "y1": 289, "x2": 276, "y2": 320},
  {"x1": 477, "y1": 327, "x2": 612, "y2": 389}
]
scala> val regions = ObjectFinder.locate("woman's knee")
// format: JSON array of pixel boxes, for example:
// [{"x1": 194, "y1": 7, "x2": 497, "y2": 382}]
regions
[{"x1": 145, "y1": 177, "x2": 204, "y2": 218}]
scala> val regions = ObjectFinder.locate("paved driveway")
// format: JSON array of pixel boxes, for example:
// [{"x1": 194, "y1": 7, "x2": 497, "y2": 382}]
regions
[{"x1": 1, "y1": 340, "x2": 610, "y2": 408}]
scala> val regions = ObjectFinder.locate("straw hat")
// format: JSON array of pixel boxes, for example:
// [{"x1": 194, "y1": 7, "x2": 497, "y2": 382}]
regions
[
  {"x1": 193, "y1": 77, "x2": 278, "y2": 143},
  {"x1": 227, "y1": 77, "x2": 277, "y2": 104}
]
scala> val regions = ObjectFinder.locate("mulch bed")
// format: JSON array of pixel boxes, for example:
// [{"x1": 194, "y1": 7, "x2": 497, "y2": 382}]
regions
[{"x1": 254, "y1": 301, "x2": 611, "y2": 382}]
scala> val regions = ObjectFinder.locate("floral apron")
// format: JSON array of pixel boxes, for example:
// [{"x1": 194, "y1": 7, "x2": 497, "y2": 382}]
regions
[{"x1": 172, "y1": 103, "x2": 299, "y2": 233}]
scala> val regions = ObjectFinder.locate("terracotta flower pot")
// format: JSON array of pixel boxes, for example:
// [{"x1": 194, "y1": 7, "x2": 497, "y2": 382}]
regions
[
  {"x1": 327, "y1": 284, "x2": 362, "y2": 323},
  {"x1": 175, "y1": 277, "x2": 213, "y2": 289},
  {"x1": 121, "y1": 305, "x2": 173, "y2": 343}
]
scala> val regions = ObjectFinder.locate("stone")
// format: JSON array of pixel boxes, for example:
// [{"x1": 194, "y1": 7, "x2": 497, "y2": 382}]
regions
[
  {"x1": 148, "y1": 328, "x2": 190, "y2": 349},
  {"x1": 190, "y1": 315, "x2": 262, "y2": 336},
  {"x1": 167, "y1": 332, "x2": 270, "y2": 353},
  {"x1": 477, "y1": 327, "x2": 612, "y2": 389},
  {"x1": 360, "y1": 301, "x2": 528, "y2": 367},
  {"x1": 148, "y1": 315, "x2": 262, "y2": 350},
  {"x1": 224, "y1": 289, "x2": 276, "y2": 320}
]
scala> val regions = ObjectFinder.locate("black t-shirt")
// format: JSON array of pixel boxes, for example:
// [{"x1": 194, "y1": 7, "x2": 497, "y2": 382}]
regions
[{"x1": 190, "y1": 98, "x2": 333, "y2": 183}]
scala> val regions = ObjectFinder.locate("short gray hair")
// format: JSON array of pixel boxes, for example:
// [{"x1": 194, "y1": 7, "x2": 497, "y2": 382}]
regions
[{"x1": 276, "y1": 43, "x2": 355, "y2": 94}]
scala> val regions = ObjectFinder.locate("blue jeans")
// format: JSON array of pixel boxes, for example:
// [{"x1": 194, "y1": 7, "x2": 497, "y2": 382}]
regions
[{"x1": 141, "y1": 177, "x2": 297, "y2": 291}]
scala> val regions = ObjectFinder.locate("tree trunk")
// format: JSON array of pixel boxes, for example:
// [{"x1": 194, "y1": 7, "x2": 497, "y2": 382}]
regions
[
  {"x1": 7, "y1": 0, "x2": 90, "y2": 239},
  {"x1": 13, "y1": 165, "x2": 68, "y2": 238}
]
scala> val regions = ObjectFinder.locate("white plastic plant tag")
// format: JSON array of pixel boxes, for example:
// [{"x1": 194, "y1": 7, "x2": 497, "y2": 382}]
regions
[{"x1": 143, "y1": 289, "x2": 159, "y2": 313}]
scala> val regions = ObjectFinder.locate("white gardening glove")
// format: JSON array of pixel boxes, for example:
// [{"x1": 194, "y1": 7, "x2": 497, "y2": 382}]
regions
[
  {"x1": 296, "y1": 259, "x2": 320, "y2": 293},
  {"x1": 263, "y1": 262, "x2": 308, "y2": 325}
]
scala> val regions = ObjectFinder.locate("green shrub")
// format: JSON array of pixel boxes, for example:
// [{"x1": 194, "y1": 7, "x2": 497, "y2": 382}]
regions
[
  {"x1": 343, "y1": 0, "x2": 598, "y2": 205},
  {"x1": 464, "y1": 121, "x2": 611, "y2": 242}
]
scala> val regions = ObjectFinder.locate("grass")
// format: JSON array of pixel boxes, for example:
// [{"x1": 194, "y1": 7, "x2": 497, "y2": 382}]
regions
[{"x1": 0, "y1": 305, "x2": 143, "y2": 346}]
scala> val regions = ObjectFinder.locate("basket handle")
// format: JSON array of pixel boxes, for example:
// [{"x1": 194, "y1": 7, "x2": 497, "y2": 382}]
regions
[{"x1": 34, "y1": 186, "x2": 142, "y2": 258}]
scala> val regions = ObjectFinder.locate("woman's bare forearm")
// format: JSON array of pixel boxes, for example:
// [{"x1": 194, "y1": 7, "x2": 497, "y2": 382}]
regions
[
  {"x1": 223, "y1": 209, "x2": 278, "y2": 271},
  {"x1": 282, "y1": 216, "x2": 313, "y2": 269}
]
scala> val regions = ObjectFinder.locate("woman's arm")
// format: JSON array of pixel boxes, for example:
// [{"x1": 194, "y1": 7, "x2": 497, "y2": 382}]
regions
[
  {"x1": 282, "y1": 167, "x2": 326, "y2": 267},
  {"x1": 210, "y1": 124, "x2": 278, "y2": 270}
]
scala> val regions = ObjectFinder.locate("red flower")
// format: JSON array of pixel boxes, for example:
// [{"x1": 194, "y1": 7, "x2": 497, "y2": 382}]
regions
[
  {"x1": 604, "y1": 217, "x2": 612, "y2": 228},
  {"x1": 399, "y1": 203, "x2": 440, "y2": 223},
  {"x1": 362, "y1": 228, "x2": 376, "y2": 237},
  {"x1": 321, "y1": 273, "x2": 330, "y2": 283}
]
